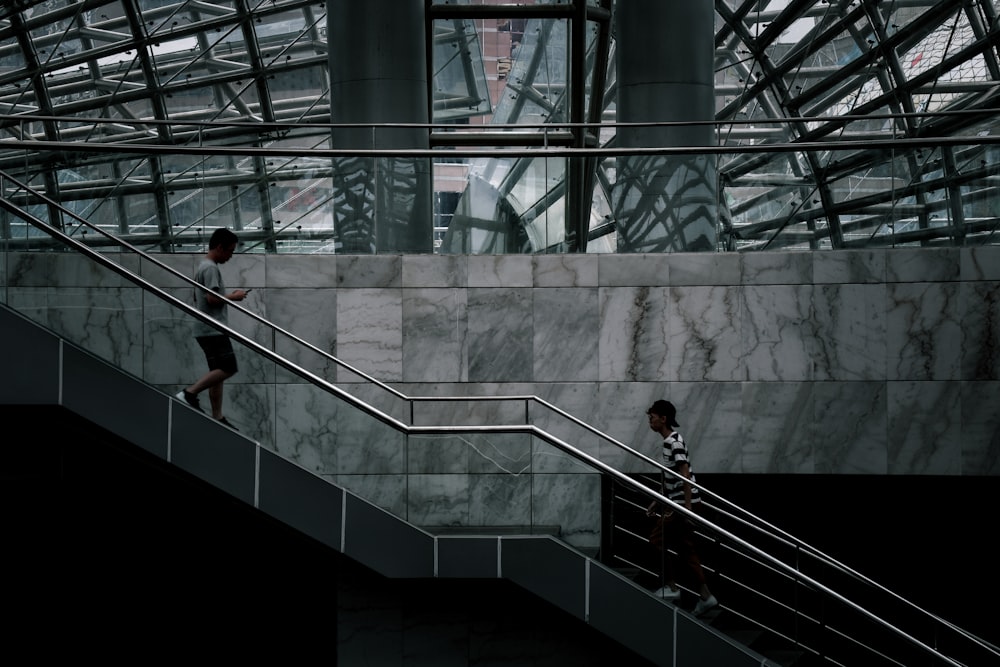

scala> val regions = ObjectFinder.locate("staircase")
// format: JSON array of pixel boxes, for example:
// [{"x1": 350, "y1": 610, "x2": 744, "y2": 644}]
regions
[
  {"x1": 2, "y1": 182, "x2": 996, "y2": 666},
  {"x1": 0, "y1": 302, "x2": 778, "y2": 666}
]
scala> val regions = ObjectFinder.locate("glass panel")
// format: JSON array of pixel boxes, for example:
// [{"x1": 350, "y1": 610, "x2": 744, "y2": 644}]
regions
[
  {"x1": 432, "y1": 18, "x2": 492, "y2": 122},
  {"x1": 492, "y1": 18, "x2": 569, "y2": 125},
  {"x1": 2, "y1": 2, "x2": 1000, "y2": 257}
]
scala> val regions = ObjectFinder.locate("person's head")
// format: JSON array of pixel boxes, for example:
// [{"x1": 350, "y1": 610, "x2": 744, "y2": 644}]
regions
[
  {"x1": 207, "y1": 228, "x2": 239, "y2": 263},
  {"x1": 647, "y1": 399, "x2": 679, "y2": 433}
]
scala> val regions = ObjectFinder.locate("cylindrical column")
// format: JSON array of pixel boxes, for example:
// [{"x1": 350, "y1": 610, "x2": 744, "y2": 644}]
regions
[
  {"x1": 614, "y1": 0, "x2": 717, "y2": 252},
  {"x1": 328, "y1": 0, "x2": 433, "y2": 253}
]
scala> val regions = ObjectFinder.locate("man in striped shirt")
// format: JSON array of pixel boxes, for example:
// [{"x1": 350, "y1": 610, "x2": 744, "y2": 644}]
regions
[{"x1": 645, "y1": 399, "x2": 718, "y2": 616}]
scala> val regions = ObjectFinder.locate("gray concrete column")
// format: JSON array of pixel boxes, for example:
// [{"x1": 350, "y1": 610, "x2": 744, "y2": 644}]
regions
[
  {"x1": 613, "y1": 0, "x2": 717, "y2": 252},
  {"x1": 328, "y1": 0, "x2": 432, "y2": 253}
]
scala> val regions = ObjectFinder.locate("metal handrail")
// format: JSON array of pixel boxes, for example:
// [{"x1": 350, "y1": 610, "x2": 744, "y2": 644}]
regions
[{"x1": 0, "y1": 173, "x2": 988, "y2": 667}]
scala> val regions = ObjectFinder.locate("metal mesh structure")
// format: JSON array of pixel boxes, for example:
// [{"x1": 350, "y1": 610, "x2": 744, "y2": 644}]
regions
[{"x1": 1, "y1": 1, "x2": 998, "y2": 253}]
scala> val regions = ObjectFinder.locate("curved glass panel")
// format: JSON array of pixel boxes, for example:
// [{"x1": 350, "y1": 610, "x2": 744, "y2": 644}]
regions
[{"x1": 0, "y1": 1, "x2": 998, "y2": 254}]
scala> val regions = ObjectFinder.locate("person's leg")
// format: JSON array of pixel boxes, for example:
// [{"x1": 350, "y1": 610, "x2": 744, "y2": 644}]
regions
[
  {"x1": 652, "y1": 514, "x2": 680, "y2": 599},
  {"x1": 674, "y1": 520, "x2": 711, "y2": 597},
  {"x1": 208, "y1": 380, "x2": 225, "y2": 419},
  {"x1": 187, "y1": 368, "x2": 231, "y2": 396},
  {"x1": 188, "y1": 336, "x2": 238, "y2": 418},
  {"x1": 675, "y1": 513, "x2": 718, "y2": 615}
]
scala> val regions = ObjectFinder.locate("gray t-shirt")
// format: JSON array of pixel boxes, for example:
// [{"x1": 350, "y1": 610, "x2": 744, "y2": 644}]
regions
[{"x1": 193, "y1": 257, "x2": 226, "y2": 337}]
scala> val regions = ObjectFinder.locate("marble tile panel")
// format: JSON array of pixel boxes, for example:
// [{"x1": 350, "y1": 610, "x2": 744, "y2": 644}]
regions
[
  {"x1": 741, "y1": 382, "x2": 816, "y2": 474},
  {"x1": 402, "y1": 254, "x2": 467, "y2": 288},
  {"x1": 226, "y1": 283, "x2": 271, "y2": 336},
  {"x1": 594, "y1": 381, "x2": 671, "y2": 473},
  {"x1": 597, "y1": 381, "x2": 742, "y2": 475},
  {"x1": 532, "y1": 254, "x2": 598, "y2": 287},
  {"x1": 886, "y1": 282, "x2": 961, "y2": 381},
  {"x1": 961, "y1": 281, "x2": 1000, "y2": 380},
  {"x1": 742, "y1": 284, "x2": 814, "y2": 381},
  {"x1": 961, "y1": 381, "x2": 1000, "y2": 475},
  {"x1": 264, "y1": 254, "x2": 337, "y2": 288},
  {"x1": 812, "y1": 284, "x2": 887, "y2": 381},
  {"x1": 598, "y1": 287, "x2": 670, "y2": 382},
  {"x1": 143, "y1": 287, "x2": 203, "y2": 384},
  {"x1": 465, "y1": 433, "x2": 532, "y2": 475},
  {"x1": 597, "y1": 253, "x2": 670, "y2": 286},
  {"x1": 336, "y1": 380, "x2": 411, "y2": 425},
  {"x1": 529, "y1": 473, "x2": 601, "y2": 550},
  {"x1": 8, "y1": 286, "x2": 144, "y2": 377},
  {"x1": 336, "y1": 473, "x2": 407, "y2": 517},
  {"x1": 961, "y1": 246, "x2": 1000, "y2": 281},
  {"x1": 669, "y1": 285, "x2": 742, "y2": 382},
  {"x1": 226, "y1": 326, "x2": 279, "y2": 386},
  {"x1": 336, "y1": 288, "x2": 403, "y2": 382},
  {"x1": 406, "y1": 473, "x2": 470, "y2": 527},
  {"x1": 813, "y1": 382, "x2": 888, "y2": 474},
  {"x1": 886, "y1": 247, "x2": 959, "y2": 283},
  {"x1": 741, "y1": 251, "x2": 812, "y2": 285},
  {"x1": 223, "y1": 252, "x2": 265, "y2": 291},
  {"x1": 666, "y1": 382, "x2": 744, "y2": 475},
  {"x1": 531, "y1": 436, "x2": 599, "y2": 475},
  {"x1": 402, "y1": 288, "x2": 467, "y2": 383},
  {"x1": 207, "y1": 381, "x2": 273, "y2": 450},
  {"x1": 667, "y1": 252, "x2": 741, "y2": 286},
  {"x1": 468, "y1": 473, "x2": 532, "y2": 526},
  {"x1": 142, "y1": 253, "x2": 197, "y2": 289},
  {"x1": 468, "y1": 254, "x2": 533, "y2": 288},
  {"x1": 533, "y1": 287, "x2": 599, "y2": 382},
  {"x1": 813, "y1": 249, "x2": 886, "y2": 284},
  {"x1": 887, "y1": 381, "x2": 961, "y2": 475},
  {"x1": 272, "y1": 383, "x2": 342, "y2": 474},
  {"x1": 8, "y1": 251, "x2": 128, "y2": 288},
  {"x1": 336, "y1": 254, "x2": 401, "y2": 288},
  {"x1": 407, "y1": 434, "x2": 473, "y2": 474},
  {"x1": 467, "y1": 288, "x2": 533, "y2": 382},
  {"x1": 333, "y1": 400, "x2": 408, "y2": 476},
  {"x1": 274, "y1": 382, "x2": 406, "y2": 476},
  {"x1": 266, "y1": 287, "x2": 338, "y2": 383},
  {"x1": 116, "y1": 253, "x2": 141, "y2": 278},
  {"x1": 528, "y1": 382, "x2": 601, "y2": 466},
  {"x1": 403, "y1": 387, "x2": 531, "y2": 428}
]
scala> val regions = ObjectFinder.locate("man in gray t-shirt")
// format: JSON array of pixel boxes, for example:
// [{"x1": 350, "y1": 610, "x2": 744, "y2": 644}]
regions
[
  {"x1": 175, "y1": 228, "x2": 250, "y2": 430},
  {"x1": 193, "y1": 253, "x2": 229, "y2": 336}
]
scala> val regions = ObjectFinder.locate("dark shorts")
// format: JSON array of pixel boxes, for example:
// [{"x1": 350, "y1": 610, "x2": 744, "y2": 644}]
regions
[{"x1": 196, "y1": 335, "x2": 239, "y2": 375}]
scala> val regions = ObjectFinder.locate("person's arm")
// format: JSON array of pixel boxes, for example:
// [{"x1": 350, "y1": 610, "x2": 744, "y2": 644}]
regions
[
  {"x1": 205, "y1": 289, "x2": 248, "y2": 305},
  {"x1": 676, "y1": 461, "x2": 693, "y2": 510},
  {"x1": 646, "y1": 470, "x2": 663, "y2": 515}
]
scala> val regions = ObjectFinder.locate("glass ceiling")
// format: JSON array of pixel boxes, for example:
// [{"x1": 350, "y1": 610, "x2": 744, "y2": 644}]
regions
[{"x1": 0, "y1": 0, "x2": 998, "y2": 253}]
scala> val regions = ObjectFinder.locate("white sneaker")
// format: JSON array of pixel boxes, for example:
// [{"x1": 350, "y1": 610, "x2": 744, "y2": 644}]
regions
[
  {"x1": 653, "y1": 586, "x2": 681, "y2": 601},
  {"x1": 694, "y1": 594, "x2": 718, "y2": 616}
]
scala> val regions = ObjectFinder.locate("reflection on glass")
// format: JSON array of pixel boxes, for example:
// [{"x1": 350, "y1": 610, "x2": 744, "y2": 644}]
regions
[{"x1": 0, "y1": 2, "x2": 999, "y2": 256}]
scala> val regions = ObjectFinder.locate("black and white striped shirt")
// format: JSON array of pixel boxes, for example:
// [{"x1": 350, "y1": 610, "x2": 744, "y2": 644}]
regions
[{"x1": 662, "y1": 431, "x2": 700, "y2": 506}]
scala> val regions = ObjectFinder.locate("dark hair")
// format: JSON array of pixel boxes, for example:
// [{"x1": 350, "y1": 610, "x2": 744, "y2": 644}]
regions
[
  {"x1": 208, "y1": 227, "x2": 238, "y2": 250},
  {"x1": 647, "y1": 399, "x2": 679, "y2": 427}
]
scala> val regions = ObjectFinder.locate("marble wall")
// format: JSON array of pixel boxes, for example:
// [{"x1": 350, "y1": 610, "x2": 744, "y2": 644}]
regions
[{"x1": 4, "y1": 246, "x2": 999, "y2": 548}]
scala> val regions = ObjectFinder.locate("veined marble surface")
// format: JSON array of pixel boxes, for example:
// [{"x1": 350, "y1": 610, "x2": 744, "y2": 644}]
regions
[{"x1": 4, "y1": 246, "x2": 999, "y2": 547}]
